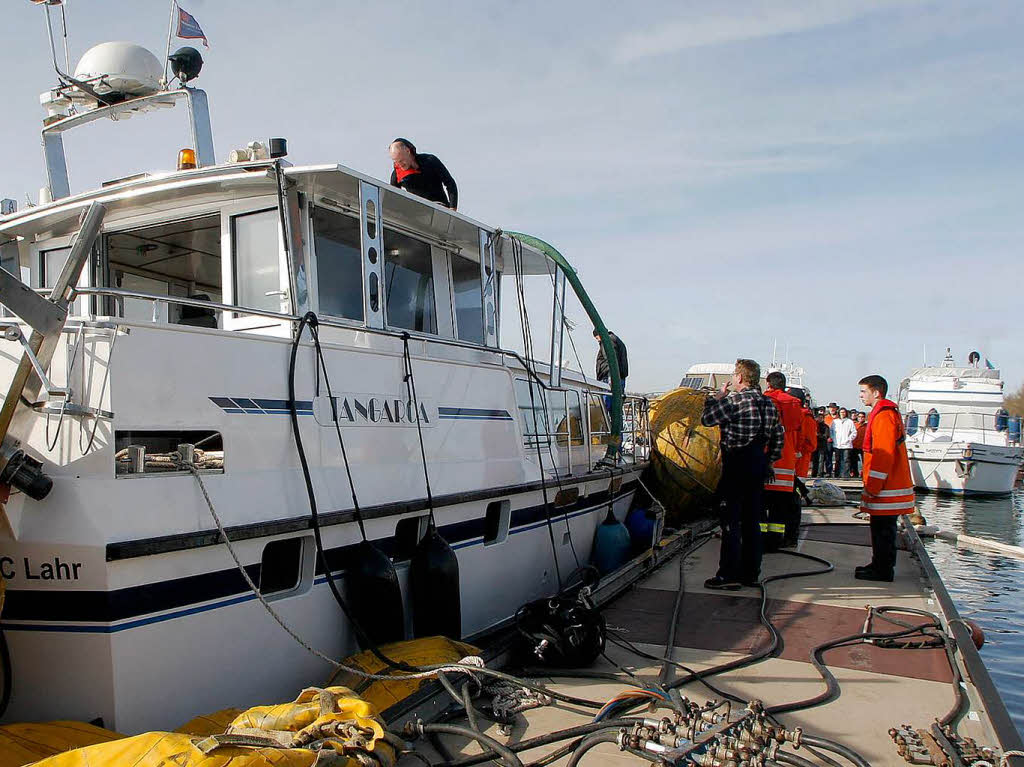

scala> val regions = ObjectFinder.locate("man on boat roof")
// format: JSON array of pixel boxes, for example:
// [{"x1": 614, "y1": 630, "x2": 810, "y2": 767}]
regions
[{"x1": 389, "y1": 138, "x2": 458, "y2": 210}]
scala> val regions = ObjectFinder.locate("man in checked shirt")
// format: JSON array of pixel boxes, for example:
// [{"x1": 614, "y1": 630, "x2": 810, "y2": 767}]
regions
[{"x1": 700, "y1": 359, "x2": 784, "y2": 590}]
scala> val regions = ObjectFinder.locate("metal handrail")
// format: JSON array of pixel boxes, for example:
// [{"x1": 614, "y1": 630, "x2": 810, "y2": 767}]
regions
[
  {"x1": 585, "y1": 391, "x2": 650, "y2": 464},
  {"x1": 48, "y1": 286, "x2": 653, "y2": 465},
  {"x1": 904, "y1": 408, "x2": 1023, "y2": 447},
  {"x1": 64, "y1": 287, "x2": 592, "y2": 389}
]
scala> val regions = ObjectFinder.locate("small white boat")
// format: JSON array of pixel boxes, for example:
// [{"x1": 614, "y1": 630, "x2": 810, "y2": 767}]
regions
[
  {"x1": 900, "y1": 349, "x2": 1022, "y2": 495},
  {"x1": 680, "y1": 358, "x2": 814, "y2": 404}
]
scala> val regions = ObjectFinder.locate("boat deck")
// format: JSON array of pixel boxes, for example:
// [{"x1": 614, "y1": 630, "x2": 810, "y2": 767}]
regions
[{"x1": 423, "y1": 480, "x2": 1019, "y2": 767}]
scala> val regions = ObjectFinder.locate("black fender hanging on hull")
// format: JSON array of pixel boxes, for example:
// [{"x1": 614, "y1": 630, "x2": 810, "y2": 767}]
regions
[
  {"x1": 410, "y1": 526, "x2": 462, "y2": 639},
  {"x1": 346, "y1": 540, "x2": 406, "y2": 646}
]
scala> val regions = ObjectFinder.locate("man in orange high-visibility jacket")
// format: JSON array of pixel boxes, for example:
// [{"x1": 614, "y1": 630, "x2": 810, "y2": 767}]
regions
[
  {"x1": 763, "y1": 372, "x2": 803, "y2": 552},
  {"x1": 796, "y1": 405, "x2": 817, "y2": 481},
  {"x1": 856, "y1": 374, "x2": 915, "y2": 582},
  {"x1": 793, "y1": 399, "x2": 818, "y2": 521}
]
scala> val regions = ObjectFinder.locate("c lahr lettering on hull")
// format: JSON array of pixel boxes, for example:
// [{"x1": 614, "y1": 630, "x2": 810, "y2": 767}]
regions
[{"x1": 0, "y1": 555, "x2": 83, "y2": 581}]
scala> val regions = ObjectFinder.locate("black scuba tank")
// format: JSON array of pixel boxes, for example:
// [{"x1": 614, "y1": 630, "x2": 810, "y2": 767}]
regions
[
  {"x1": 410, "y1": 524, "x2": 462, "y2": 639},
  {"x1": 346, "y1": 540, "x2": 405, "y2": 646}
]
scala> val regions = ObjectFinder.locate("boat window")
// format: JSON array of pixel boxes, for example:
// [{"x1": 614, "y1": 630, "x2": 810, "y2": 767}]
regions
[
  {"x1": 260, "y1": 537, "x2": 303, "y2": 595},
  {"x1": 312, "y1": 206, "x2": 363, "y2": 322},
  {"x1": 383, "y1": 228, "x2": 436, "y2": 334},
  {"x1": 926, "y1": 408, "x2": 940, "y2": 430},
  {"x1": 514, "y1": 377, "x2": 551, "y2": 445},
  {"x1": 905, "y1": 411, "x2": 919, "y2": 436},
  {"x1": 394, "y1": 515, "x2": 429, "y2": 561},
  {"x1": 451, "y1": 252, "x2": 484, "y2": 344},
  {"x1": 106, "y1": 214, "x2": 222, "y2": 325},
  {"x1": 588, "y1": 393, "x2": 611, "y2": 446},
  {"x1": 556, "y1": 390, "x2": 585, "y2": 447},
  {"x1": 483, "y1": 500, "x2": 511, "y2": 546},
  {"x1": 233, "y1": 209, "x2": 282, "y2": 313},
  {"x1": 39, "y1": 247, "x2": 72, "y2": 289}
]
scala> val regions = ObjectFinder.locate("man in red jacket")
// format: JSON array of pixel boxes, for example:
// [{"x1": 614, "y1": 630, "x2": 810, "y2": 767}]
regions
[
  {"x1": 794, "y1": 395, "x2": 817, "y2": 510},
  {"x1": 857, "y1": 374, "x2": 915, "y2": 582},
  {"x1": 763, "y1": 372, "x2": 803, "y2": 552}
]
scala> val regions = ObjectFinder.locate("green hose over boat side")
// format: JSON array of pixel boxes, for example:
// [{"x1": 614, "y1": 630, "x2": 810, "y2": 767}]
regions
[{"x1": 506, "y1": 232, "x2": 622, "y2": 462}]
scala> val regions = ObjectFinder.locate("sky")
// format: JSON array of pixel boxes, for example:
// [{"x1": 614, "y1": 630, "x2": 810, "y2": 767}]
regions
[{"x1": 1, "y1": 0, "x2": 1022, "y2": 405}]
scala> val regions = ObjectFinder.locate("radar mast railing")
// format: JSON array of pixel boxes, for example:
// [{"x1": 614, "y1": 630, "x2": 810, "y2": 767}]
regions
[
  {"x1": 505, "y1": 232, "x2": 622, "y2": 463},
  {"x1": 41, "y1": 87, "x2": 215, "y2": 200}
]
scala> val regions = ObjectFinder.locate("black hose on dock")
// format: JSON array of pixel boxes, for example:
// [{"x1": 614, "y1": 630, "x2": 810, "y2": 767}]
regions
[
  {"x1": 565, "y1": 730, "x2": 623, "y2": 767},
  {"x1": 420, "y1": 723, "x2": 524, "y2": 767},
  {"x1": 772, "y1": 752, "x2": 820, "y2": 767},
  {"x1": 801, "y1": 734, "x2": 873, "y2": 767},
  {"x1": 442, "y1": 719, "x2": 645, "y2": 767}
]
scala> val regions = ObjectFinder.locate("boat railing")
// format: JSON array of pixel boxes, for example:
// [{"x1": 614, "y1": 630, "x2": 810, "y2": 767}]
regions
[
  {"x1": 584, "y1": 391, "x2": 651, "y2": 465},
  {"x1": 905, "y1": 408, "x2": 1023, "y2": 447}
]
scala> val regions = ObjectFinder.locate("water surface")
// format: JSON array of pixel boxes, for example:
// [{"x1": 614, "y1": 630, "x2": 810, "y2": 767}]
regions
[{"x1": 917, "y1": 490, "x2": 1024, "y2": 738}]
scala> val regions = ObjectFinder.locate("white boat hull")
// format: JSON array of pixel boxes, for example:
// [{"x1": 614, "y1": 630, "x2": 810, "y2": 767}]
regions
[
  {"x1": 907, "y1": 442, "x2": 1022, "y2": 495},
  {"x1": 0, "y1": 321, "x2": 648, "y2": 733},
  {"x1": 1, "y1": 480, "x2": 638, "y2": 733}
]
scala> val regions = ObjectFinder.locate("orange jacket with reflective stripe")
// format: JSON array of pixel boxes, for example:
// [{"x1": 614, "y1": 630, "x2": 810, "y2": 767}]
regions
[
  {"x1": 796, "y1": 408, "x2": 817, "y2": 479},
  {"x1": 861, "y1": 400, "x2": 915, "y2": 516},
  {"x1": 764, "y1": 389, "x2": 802, "y2": 492}
]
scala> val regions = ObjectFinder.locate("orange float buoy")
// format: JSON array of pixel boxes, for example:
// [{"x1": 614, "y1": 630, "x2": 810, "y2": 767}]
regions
[{"x1": 964, "y1": 618, "x2": 985, "y2": 649}]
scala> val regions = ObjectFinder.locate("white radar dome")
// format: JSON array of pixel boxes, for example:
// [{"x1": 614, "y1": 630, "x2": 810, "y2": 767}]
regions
[{"x1": 74, "y1": 42, "x2": 163, "y2": 98}]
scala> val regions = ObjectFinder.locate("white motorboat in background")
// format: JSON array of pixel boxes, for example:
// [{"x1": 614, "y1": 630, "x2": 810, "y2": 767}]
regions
[
  {"x1": 900, "y1": 349, "x2": 1022, "y2": 495},
  {"x1": 680, "y1": 357, "x2": 814, "y2": 405}
]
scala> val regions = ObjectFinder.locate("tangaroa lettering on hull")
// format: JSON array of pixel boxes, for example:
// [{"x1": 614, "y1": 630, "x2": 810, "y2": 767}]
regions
[{"x1": 312, "y1": 393, "x2": 437, "y2": 428}]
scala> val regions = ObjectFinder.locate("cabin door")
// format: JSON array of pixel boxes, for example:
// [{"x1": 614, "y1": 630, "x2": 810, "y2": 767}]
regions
[{"x1": 223, "y1": 202, "x2": 292, "y2": 332}]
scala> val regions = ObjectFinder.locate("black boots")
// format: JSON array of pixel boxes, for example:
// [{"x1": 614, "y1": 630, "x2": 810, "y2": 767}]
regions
[{"x1": 855, "y1": 564, "x2": 894, "y2": 582}]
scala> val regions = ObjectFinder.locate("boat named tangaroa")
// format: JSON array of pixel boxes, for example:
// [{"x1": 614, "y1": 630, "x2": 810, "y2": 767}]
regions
[
  {"x1": 899, "y1": 349, "x2": 1022, "y2": 495},
  {"x1": 0, "y1": 30, "x2": 649, "y2": 733}
]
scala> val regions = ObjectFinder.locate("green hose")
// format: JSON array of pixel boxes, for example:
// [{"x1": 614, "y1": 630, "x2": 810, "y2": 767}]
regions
[{"x1": 505, "y1": 232, "x2": 622, "y2": 462}]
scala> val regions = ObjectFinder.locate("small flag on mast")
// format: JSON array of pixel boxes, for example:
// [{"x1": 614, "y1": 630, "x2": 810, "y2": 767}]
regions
[{"x1": 176, "y1": 3, "x2": 209, "y2": 48}]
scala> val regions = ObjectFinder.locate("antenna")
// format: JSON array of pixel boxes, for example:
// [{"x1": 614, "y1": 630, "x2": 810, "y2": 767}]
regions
[
  {"x1": 772, "y1": 338, "x2": 778, "y2": 366},
  {"x1": 162, "y1": 0, "x2": 177, "y2": 87},
  {"x1": 37, "y1": 1, "x2": 112, "y2": 106},
  {"x1": 59, "y1": 2, "x2": 70, "y2": 72}
]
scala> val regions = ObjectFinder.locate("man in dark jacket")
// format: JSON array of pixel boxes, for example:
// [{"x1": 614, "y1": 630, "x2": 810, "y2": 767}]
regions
[
  {"x1": 389, "y1": 138, "x2": 458, "y2": 210},
  {"x1": 593, "y1": 329, "x2": 628, "y2": 387}
]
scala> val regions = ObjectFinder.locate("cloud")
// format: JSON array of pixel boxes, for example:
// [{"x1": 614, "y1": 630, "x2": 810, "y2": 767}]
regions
[{"x1": 614, "y1": 0, "x2": 923, "y2": 61}]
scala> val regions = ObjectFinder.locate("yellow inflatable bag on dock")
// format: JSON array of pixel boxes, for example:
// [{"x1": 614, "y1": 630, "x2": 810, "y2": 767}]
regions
[
  {"x1": 328, "y1": 636, "x2": 480, "y2": 712},
  {"x1": 30, "y1": 687, "x2": 394, "y2": 767},
  {"x1": 647, "y1": 388, "x2": 722, "y2": 525},
  {"x1": 0, "y1": 721, "x2": 122, "y2": 767},
  {"x1": 175, "y1": 709, "x2": 245, "y2": 737}
]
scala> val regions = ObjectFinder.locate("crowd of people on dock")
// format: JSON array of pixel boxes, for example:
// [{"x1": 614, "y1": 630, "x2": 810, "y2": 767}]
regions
[
  {"x1": 700, "y1": 359, "x2": 913, "y2": 592},
  {"x1": 810, "y1": 403, "x2": 868, "y2": 479}
]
